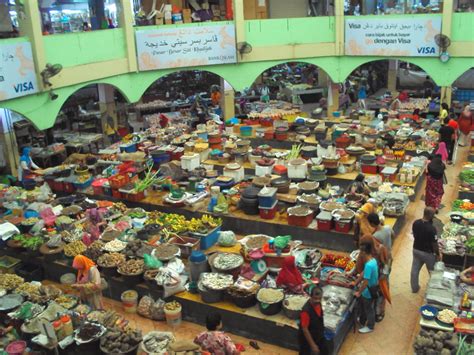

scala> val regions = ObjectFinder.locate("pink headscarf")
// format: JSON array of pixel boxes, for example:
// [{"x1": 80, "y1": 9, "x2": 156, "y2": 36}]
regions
[{"x1": 435, "y1": 142, "x2": 448, "y2": 162}]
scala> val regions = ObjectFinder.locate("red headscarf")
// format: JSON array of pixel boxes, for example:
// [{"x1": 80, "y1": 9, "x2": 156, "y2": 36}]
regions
[
  {"x1": 72, "y1": 255, "x2": 96, "y2": 282},
  {"x1": 276, "y1": 256, "x2": 303, "y2": 287}
]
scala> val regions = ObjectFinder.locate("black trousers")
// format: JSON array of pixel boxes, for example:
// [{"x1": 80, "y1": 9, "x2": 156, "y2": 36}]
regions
[{"x1": 444, "y1": 140, "x2": 454, "y2": 161}]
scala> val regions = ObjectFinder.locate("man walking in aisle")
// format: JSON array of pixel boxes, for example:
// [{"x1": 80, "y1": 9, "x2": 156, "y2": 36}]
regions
[{"x1": 410, "y1": 207, "x2": 441, "y2": 293}]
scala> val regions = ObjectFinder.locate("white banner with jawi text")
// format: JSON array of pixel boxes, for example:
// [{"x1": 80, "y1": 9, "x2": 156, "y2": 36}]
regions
[
  {"x1": 136, "y1": 23, "x2": 237, "y2": 71},
  {"x1": 345, "y1": 16, "x2": 442, "y2": 57}
]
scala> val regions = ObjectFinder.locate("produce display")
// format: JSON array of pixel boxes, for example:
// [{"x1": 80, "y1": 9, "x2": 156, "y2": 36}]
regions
[
  {"x1": 153, "y1": 244, "x2": 180, "y2": 260},
  {"x1": 142, "y1": 332, "x2": 175, "y2": 354},
  {"x1": 101, "y1": 328, "x2": 142, "y2": 354},
  {"x1": 76, "y1": 322, "x2": 104, "y2": 342},
  {"x1": 257, "y1": 288, "x2": 284, "y2": 304},
  {"x1": 97, "y1": 252, "x2": 126, "y2": 267},
  {"x1": 118, "y1": 259, "x2": 145, "y2": 275},
  {"x1": 64, "y1": 240, "x2": 87, "y2": 257},
  {"x1": 413, "y1": 329, "x2": 458, "y2": 354},
  {"x1": 0, "y1": 274, "x2": 24, "y2": 291},
  {"x1": 212, "y1": 253, "x2": 244, "y2": 270},
  {"x1": 201, "y1": 273, "x2": 233, "y2": 291},
  {"x1": 83, "y1": 240, "x2": 105, "y2": 261},
  {"x1": 164, "y1": 301, "x2": 181, "y2": 312},
  {"x1": 437, "y1": 309, "x2": 457, "y2": 324},
  {"x1": 103, "y1": 239, "x2": 127, "y2": 252},
  {"x1": 54, "y1": 295, "x2": 77, "y2": 309},
  {"x1": 284, "y1": 295, "x2": 309, "y2": 311},
  {"x1": 321, "y1": 254, "x2": 351, "y2": 269}
]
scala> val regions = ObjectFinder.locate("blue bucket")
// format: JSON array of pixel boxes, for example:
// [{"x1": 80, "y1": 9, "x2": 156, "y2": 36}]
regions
[{"x1": 197, "y1": 131, "x2": 208, "y2": 140}]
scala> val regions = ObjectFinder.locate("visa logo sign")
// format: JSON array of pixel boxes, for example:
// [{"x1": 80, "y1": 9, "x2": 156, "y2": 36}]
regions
[
  {"x1": 417, "y1": 47, "x2": 436, "y2": 54},
  {"x1": 13, "y1": 81, "x2": 34, "y2": 93}
]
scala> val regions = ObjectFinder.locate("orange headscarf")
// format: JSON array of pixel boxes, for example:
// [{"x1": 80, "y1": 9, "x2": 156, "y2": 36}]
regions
[
  {"x1": 72, "y1": 255, "x2": 96, "y2": 282},
  {"x1": 357, "y1": 203, "x2": 377, "y2": 237}
]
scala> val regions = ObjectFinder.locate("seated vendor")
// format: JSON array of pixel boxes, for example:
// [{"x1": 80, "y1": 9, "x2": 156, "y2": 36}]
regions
[
  {"x1": 194, "y1": 312, "x2": 240, "y2": 355},
  {"x1": 276, "y1": 256, "x2": 305, "y2": 294},
  {"x1": 460, "y1": 266, "x2": 474, "y2": 285},
  {"x1": 346, "y1": 173, "x2": 371, "y2": 196}
]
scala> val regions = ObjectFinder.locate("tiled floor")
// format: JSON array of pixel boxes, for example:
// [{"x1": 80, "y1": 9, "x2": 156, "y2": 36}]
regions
[{"x1": 96, "y1": 146, "x2": 470, "y2": 354}]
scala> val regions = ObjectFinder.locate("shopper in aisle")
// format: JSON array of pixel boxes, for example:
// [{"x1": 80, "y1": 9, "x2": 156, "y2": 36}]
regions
[
  {"x1": 410, "y1": 207, "x2": 440, "y2": 293},
  {"x1": 71, "y1": 255, "x2": 104, "y2": 310},
  {"x1": 423, "y1": 76, "x2": 434, "y2": 98},
  {"x1": 440, "y1": 103, "x2": 450, "y2": 121},
  {"x1": 357, "y1": 82, "x2": 367, "y2": 109},
  {"x1": 354, "y1": 240, "x2": 379, "y2": 334},
  {"x1": 194, "y1": 312, "x2": 240, "y2": 355},
  {"x1": 211, "y1": 85, "x2": 221, "y2": 106},
  {"x1": 438, "y1": 117, "x2": 456, "y2": 164},
  {"x1": 368, "y1": 213, "x2": 393, "y2": 254},
  {"x1": 276, "y1": 255, "x2": 305, "y2": 294},
  {"x1": 425, "y1": 154, "x2": 446, "y2": 212},
  {"x1": 17, "y1": 147, "x2": 41, "y2": 183},
  {"x1": 299, "y1": 286, "x2": 328, "y2": 355},
  {"x1": 458, "y1": 104, "x2": 473, "y2": 147}
]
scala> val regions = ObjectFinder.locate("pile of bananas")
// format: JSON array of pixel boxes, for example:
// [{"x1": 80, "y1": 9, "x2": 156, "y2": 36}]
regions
[
  {"x1": 145, "y1": 212, "x2": 187, "y2": 234},
  {"x1": 188, "y1": 215, "x2": 222, "y2": 233}
]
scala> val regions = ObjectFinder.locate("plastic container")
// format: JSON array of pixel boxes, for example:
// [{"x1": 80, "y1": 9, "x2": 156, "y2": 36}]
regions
[
  {"x1": 361, "y1": 164, "x2": 378, "y2": 174},
  {"x1": 288, "y1": 206, "x2": 314, "y2": 227},
  {"x1": 189, "y1": 251, "x2": 209, "y2": 282},
  {"x1": 259, "y1": 200, "x2": 278, "y2": 220},
  {"x1": 109, "y1": 174, "x2": 130, "y2": 189},
  {"x1": 61, "y1": 315, "x2": 74, "y2": 337},
  {"x1": 258, "y1": 187, "x2": 278, "y2": 208},
  {"x1": 120, "y1": 144, "x2": 137, "y2": 153},
  {"x1": 181, "y1": 154, "x2": 200, "y2": 171},
  {"x1": 240, "y1": 126, "x2": 253, "y2": 137},
  {"x1": 316, "y1": 211, "x2": 333, "y2": 231},
  {"x1": 6, "y1": 341, "x2": 26, "y2": 355},
  {"x1": 191, "y1": 226, "x2": 222, "y2": 250},
  {"x1": 121, "y1": 290, "x2": 138, "y2": 313},
  {"x1": 164, "y1": 303, "x2": 182, "y2": 327},
  {"x1": 53, "y1": 320, "x2": 65, "y2": 341},
  {"x1": 334, "y1": 219, "x2": 353, "y2": 233}
]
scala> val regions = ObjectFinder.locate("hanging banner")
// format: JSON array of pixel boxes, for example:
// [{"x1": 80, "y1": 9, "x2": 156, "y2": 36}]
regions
[
  {"x1": 345, "y1": 17, "x2": 442, "y2": 57},
  {"x1": 135, "y1": 23, "x2": 237, "y2": 71},
  {"x1": 0, "y1": 41, "x2": 38, "y2": 101}
]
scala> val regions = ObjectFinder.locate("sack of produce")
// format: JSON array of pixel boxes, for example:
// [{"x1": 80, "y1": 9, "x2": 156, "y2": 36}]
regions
[
  {"x1": 150, "y1": 298, "x2": 166, "y2": 321},
  {"x1": 218, "y1": 231, "x2": 237, "y2": 247},
  {"x1": 137, "y1": 295, "x2": 153, "y2": 319}
]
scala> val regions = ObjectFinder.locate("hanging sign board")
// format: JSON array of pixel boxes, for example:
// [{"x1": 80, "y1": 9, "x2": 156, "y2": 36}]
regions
[
  {"x1": 0, "y1": 41, "x2": 38, "y2": 101},
  {"x1": 345, "y1": 17, "x2": 442, "y2": 57},
  {"x1": 135, "y1": 23, "x2": 237, "y2": 71}
]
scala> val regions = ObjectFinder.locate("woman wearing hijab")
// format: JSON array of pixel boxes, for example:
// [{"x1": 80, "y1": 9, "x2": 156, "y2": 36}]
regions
[
  {"x1": 355, "y1": 199, "x2": 379, "y2": 242},
  {"x1": 72, "y1": 255, "x2": 103, "y2": 310},
  {"x1": 458, "y1": 104, "x2": 472, "y2": 147},
  {"x1": 18, "y1": 147, "x2": 41, "y2": 183},
  {"x1": 276, "y1": 256, "x2": 304, "y2": 294},
  {"x1": 425, "y1": 154, "x2": 446, "y2": 212}
]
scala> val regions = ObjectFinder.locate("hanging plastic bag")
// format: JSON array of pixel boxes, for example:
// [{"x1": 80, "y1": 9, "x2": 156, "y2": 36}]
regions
[
  {"x1": 137, "y1": 295, "x2": 154, "y2": 318},
  {"x1": 144, "y1": 254, "x2": 163, "y2": 269},
  {"x1": 150, "y1": 298, "x2": 165, "y2": 321}
]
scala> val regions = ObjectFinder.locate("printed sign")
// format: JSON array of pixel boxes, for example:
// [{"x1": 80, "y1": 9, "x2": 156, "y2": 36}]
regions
[
  {"x1": 0, "y1": 41, "x2": 38, "y2": 101},
  {"x1": 136, "y1": 24, "x2": 237, "y2": 71},
  {"x1": 345, "y1": 17, "x2": 442, "y2": 57}
]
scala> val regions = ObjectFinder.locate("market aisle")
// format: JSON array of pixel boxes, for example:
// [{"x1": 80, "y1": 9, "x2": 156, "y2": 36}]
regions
[
  {"x1": 82, "y1": 147, "x2": 469, "y2": 355},
  {"x1": 339, "y1": 145, "x2": 469, "y2": 355}
]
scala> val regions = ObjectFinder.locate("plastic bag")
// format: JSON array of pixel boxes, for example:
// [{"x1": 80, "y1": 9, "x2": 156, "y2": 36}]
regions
[
  {"x1": 274, "y1": 235, "x2": 292, "y2": 249},
  {"x1": 165, "y1": 258, "x2": 184, "y2": 274},
  {"x1": 150, "y1": 298, "x2": 165, "y2": 321},
  {"x1": 144, "y1": 254, "x2": 163, "y2": 269},
  {"x1": 163, "y1": 277, "x2": 185, "y2": 299},
  {"x1": 218, "y1": 230, "x2": 236, "y2": 247},
  {"x1": 37, "y1": 183, "x2": 52, "y2": 202},
  {"x1": 137, "y1": 295, "x2": 154, "y2": 318}
]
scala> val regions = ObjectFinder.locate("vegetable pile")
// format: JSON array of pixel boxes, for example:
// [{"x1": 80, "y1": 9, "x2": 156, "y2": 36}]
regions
[
  {"x1": 413, "y1": 329, "x2": 458, "y2": 355},
  {"x1": 101, "y1": 328, "x2": 142, "y2": 354}
]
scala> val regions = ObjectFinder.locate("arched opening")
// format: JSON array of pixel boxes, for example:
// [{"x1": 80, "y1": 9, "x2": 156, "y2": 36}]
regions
[
  {"x1": 342, "y1": 59, "x2": 440, "y2": 115},
  {"x1": 0, "y1": 108, "x2": 34, "y2": 180},
  {"x1": 244, "y1": 61, "x2": 343, "y2": 117},
  {"x1": 1, "y1": 83, "x2": 130, "y2": 174},
  {"x1": 133, "y1": 69, "x2": 235, "y2": 130},
  {"x1": 452, "y1": 67, "x2": 474, "y2": 105}
]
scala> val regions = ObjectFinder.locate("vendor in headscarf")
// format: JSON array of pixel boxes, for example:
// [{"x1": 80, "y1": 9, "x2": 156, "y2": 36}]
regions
[
  {"x1": 355, "y1": 199, "x2": 380, "y2": 242},
  {"x1": 276, "y1": 256, "x2": 305, "y2": 294},
  {"x1": 18, "y1": 147, "x2": 41, "y2": 182},
  {"x1": 72, "y1": 255, "x2": 104, "y2": 310},
  {"x1": 346, "y1": 173, "x2": 371, "y2": 196}
]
